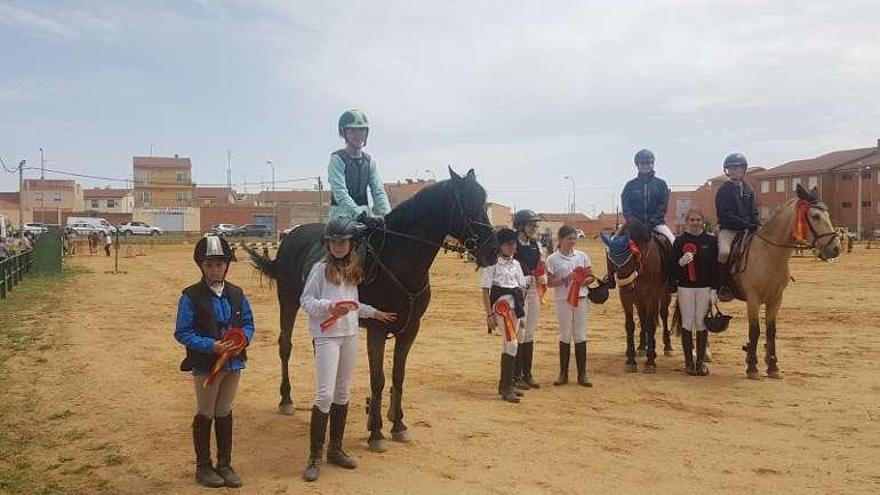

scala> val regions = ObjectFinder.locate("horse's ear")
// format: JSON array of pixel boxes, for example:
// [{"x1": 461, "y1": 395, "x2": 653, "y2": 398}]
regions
[
  {"x1": 796, "y1": 183, "x2": 811, "y2": 201},
  {"x1": 600, "y1": 233, "x2": 611, "y2": 246},
  {"x1": 448, "y1": 166, "x2": 462, "y2": 183},
  {"x1": 465, "y1": 169, "x2": 476, "y2": 182},
  {"x1": 809, "y1": 186, "x2": 820, "y2": 202}
]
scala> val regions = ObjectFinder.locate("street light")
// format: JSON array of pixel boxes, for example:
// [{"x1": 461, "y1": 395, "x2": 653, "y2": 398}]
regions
[
  {"x1": 563, "y1": 175, "x2": 576, "y2": 213},
  {"x1": 267, "y1": 160, "x2": 277, "y2": 238}
]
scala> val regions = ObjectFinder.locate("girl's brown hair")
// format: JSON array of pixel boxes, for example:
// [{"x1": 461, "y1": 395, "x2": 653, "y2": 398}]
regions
[
  {"x1": 555, "y1": 225, "x2": 577, "y2": 252},
  {"x1": 324, "y1": 248, "x2": 363, "y2": 286}
]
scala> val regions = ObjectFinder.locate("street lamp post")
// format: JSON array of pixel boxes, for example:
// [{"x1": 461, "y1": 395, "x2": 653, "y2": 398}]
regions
[
  {"x1": 267, "y1": 160, "x2": 276, "y2": 238},
  {"x1": 563, "y1": 175, "x2": 576, "y2": 213}
]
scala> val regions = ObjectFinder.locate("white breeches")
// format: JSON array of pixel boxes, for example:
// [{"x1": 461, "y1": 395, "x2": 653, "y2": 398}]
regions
[
  {"x1": 520, "y1": 287, "x2": 541, "y2": 343},
  {"x1": 313, "y1": 334, "x2": 359, "y2": 413},
  {"x1": 493, "y1": 295, "x2": 521, "y2": 356},
  {"x1": 554, "y1": 299, "x2": 588, "y2": 344},
  {"x1": 653, "y1": 224, "x2": 676, "y2": 245},
  {"x1": 677, "y1": 287, "x2": 712, "y2": 332},
  {"x1": 717, "y1": 229, "x2": 737, "y2": 263}
]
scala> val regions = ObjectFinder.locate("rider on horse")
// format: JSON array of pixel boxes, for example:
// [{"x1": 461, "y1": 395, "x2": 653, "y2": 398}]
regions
[
  {"x1": 715, "y1": 153, "x2": 760, "y2": 300},
  {"x1": 328, "y1": 109, "x2": 391, "y2": 229},
  {"x1": 605, "y1": 149, "x2": 673, "y2": 288}
]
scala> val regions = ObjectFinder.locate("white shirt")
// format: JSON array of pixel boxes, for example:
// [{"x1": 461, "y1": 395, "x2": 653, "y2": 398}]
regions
[
  {"x1": 480, "y1": 256, "x2": 525, "y2": 289},
  {"x1": 546, "y1": 249, "x2": 591, "y2": 301},
  {"x1": 300, "y1": 261, "x2": 377, "y2": 338}
]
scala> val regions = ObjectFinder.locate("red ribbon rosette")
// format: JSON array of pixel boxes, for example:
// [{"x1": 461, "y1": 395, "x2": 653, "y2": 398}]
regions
[
  {"x1": 683, "y1": 242, "x2": 698, "y2": 282},
  {"x1": 628, "y1": 239, "x2": 641, "y2": 259},
  {"x1": 205, "y1": 327, "x2": 247, "y2": 387},
  {"x1": 533, "y1": 261, "x2": 548, "y2": 304},
  {"x1": 567, "y1": 266, "x2": 590, "y2": 308},
  {"x1": 494, "y1": 299, "x2": 517, "y2": 342},
  {"x1": 320, "y1": 300, "x2": 360, "y2": 332}
]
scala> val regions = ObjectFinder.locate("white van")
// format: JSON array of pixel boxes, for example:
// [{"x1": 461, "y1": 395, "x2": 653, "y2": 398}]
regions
[{"x1": 66, "y1": 216, "x2": 116, "y2": 234}]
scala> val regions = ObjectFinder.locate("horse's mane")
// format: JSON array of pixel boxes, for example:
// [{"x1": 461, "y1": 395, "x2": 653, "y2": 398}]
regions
[
  {"x1": 384, "y1": 180, "x2": 450, "y2": 231},
  {"x1": 625, "y1": 217, "x2": 651, "y2": 243}
]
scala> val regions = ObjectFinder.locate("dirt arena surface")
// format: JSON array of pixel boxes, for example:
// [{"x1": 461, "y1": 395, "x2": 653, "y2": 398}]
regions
[{"x1": 4, "y1": 240, "x2": 879, "y2": 494}]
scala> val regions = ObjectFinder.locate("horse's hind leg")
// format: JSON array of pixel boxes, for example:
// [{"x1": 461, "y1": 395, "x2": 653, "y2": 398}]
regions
[
  {"x1": 278, "y1": 300, "x2": 297, "y2": 415},
  {"x1": 637, "y1": 324, "x2": 647, "y2": 357},
  {"x1": 389, "y1": 324, "x2": 419, "y2": 443},
  {"x1": 744, "y1": 298, "x2": 761, "y2": 380},
  {"x1": 660, "y1": 293, "x2": 673, "y2": 356},
  {"x1": 641, "y1": 305, "x2": 658, "y2": 374},
  {"x1": 366, "y1": 328, "x2": 388, "y2": 452},
  {"x1": 764, "y1": 296, "x2": 782, "y2": 379}
]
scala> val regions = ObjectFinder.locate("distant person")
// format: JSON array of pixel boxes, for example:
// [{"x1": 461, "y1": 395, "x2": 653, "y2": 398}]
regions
[
  {"x1": 103, "y1": 230, "x2": 112, "y2": 256},
  {"x1": 715, "y1": 153, "x2": 759, "y2": 300},
  {"x1": 174, "y1": 235, "x2": 254, "y2": 488},
  {"x1": 0, "y1": 237, "x2": 8, "y2": 260},
  {"x1": 328, "y1": 109, "x2": 391, "y2": 229},
  {"x1": 20, "y1": 233, "x2": 33, "y2": 251}
]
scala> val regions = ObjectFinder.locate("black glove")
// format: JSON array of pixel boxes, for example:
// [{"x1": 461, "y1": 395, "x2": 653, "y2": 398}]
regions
[{"x1": 357, "y1": 211, "x2": 385, "y2": 228}]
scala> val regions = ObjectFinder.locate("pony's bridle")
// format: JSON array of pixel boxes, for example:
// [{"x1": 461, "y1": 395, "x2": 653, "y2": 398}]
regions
[{"x1": 756, "y1": 202, "x2": 838, "y2": 253}]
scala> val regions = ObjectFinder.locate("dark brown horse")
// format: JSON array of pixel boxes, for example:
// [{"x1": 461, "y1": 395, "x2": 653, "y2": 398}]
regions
[
  {"x1": 247, "y1": 168, "x2": 497, "y2": 452},
  {"x1": 601, "y1": 219, "x2": 671, "y2": 373}
]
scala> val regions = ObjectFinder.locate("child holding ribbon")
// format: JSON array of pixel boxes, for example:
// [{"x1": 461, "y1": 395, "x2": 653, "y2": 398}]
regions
[
  {"x1": 546, "y1": 225, "x2": 595, "y2": 387},
  {"x1": 300, "y1": 218, "x2": 396, "y2": 482},
  {"x1": 175, "y1": 235, "x2": 253, "y2": 488},
  {"x1": 481, "y1": 228, "x2": 527, "y2": 403},
  {"x1": 671, "y1": 208, "x2": 720, "y2": 376}
]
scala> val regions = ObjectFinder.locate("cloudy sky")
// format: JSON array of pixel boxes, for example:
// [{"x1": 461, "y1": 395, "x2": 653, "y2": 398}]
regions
[{"x1": 1, "y1": 0, "x2": 879, "y2": 215}]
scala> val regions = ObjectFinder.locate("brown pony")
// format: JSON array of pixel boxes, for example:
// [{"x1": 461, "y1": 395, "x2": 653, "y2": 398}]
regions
[
  {"x1": 732, "y1": 184, "x2": 840, "y2": 379},
  {"x1": 601, "y1": 219, "x2": 671, "y2": 373}
]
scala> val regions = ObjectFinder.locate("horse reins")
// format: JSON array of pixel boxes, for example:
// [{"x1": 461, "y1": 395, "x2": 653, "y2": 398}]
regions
[{"x1": 754, "y1": 202, "x2": 838, "y2": 253}]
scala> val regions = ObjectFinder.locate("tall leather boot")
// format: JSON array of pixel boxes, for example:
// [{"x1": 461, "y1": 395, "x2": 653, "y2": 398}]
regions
[
  {"x1": 327, "y1": 403, "x2": 357, "y2": 469},
  {"x1": 695, "y1": 331, "x2": 710, "y2": 376},
  {"x1": 513, "y1": 348, "x2": 530, "y2": 390},
  {"x1": 553, "y1": 342, "x2": 570, "y2": 386},
  {"x1": 717, "y1": 261, "x2": 734, "y2": 302},
  {"x1": 681, "y1": 330, "x2": 696, "y2": 375},
  {"x1": 303, "y1": 406, "x2": 329, "y2": 482},
  {"x1": 499, "y1": 354, "x2": 520, "y2": 403},
  {"x1": 192, "y1": 414, "x2": 224, "y2": 488},
  {"x1": 522, "y1": 342, "x2": 540, "y2": 388},
  {"x1": 574, "y1": 342, "x2": 592, "y2": 387},
  {"x1": 214, "y1": 413, "x2": 243, "y2": 487}
]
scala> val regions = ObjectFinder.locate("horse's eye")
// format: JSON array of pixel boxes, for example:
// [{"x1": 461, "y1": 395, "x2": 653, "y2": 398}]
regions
[{"x1": 811, "y1": 213, "x2": 820, "y2": 220}]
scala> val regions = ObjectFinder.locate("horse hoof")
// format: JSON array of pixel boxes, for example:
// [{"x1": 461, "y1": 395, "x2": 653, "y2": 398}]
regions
[
  {"x1": 643, "y1": 364, "x2": 657, "y2": 374},
  {"x1": 766, "y1": 369, "x2": 782, "y2": 379},
  {"x1": 625, "y1": 363, "x2": 637, "y2": 373},
  {"x1": 391, "y1": 430, "x2": 411, "y2": 443},
  {"x1": 368, "y1": 439, "x2": 387, "y2": 453},
  {"x1": 663, "y1": 349, "x2": 673, "y2": 357},
  {"x1": 746, "y1": 370, "x2": 760, "y2": 380},
  {"x1": 279, "y1": 403, "x2": 295, "y2": 416}
]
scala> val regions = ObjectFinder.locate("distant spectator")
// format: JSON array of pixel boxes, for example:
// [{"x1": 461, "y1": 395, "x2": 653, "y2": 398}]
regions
[
  {"x1": 20, "y1": 233, "x2": 33, "y2": 251},
  {"x1": 0, "y1": 237, "x2": 8, "y2": 261},
  {"x1": 103, "y1": 231, "x2": 112, "y2": 257}
]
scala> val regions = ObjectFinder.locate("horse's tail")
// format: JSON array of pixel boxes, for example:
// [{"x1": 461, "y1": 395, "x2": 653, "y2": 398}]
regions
[
  {"x1": 671, "y1": 299, "x2": 682, "y2": 336},
  {"x1": 244, "y1": 245, "x2": 277, "y2": 280}
]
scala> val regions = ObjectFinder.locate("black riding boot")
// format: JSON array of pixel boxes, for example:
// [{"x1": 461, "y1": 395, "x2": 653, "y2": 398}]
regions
[
  {"x1": 574, "y1": 342, "x2": 592, "y2": 387},
  {"x1": 192, "y1": 414, "x2": 224, "y2": 488},
  {"x1": 695, "y1": 331, "x2": 710, "y2": 376},
  {"x1": 553, "y1": 342, "x2": 570, "y2": 386},
  {"x1": 681, "y1": 330, "x2": 696, "y2": 376},
  {"x1": 499, "y1": 354, "x2": 520, "y2": 403},
  {"x1": 214, "y1": 413, "x2": 243, "y2": 487},
  {"x1": 303, "y1": 406, "x2": 329, "y2": 482},
  {"x1": 327, "y1": 403, "x2": 357, "y2": 469},
  {"x1": 513, "y1": 348, "x2": 530, "y2": 390},
  {"x1": 522, "y1": 342, "x2": 540, "y2": 388},
  {"x1": 717, "y1": 261, "x2": 734, "y2": 302}
]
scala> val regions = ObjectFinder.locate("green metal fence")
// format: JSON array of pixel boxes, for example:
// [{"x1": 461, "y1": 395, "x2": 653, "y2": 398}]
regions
[{"x1": 0, "y1": 250, "x2": 34, "y2": 300}]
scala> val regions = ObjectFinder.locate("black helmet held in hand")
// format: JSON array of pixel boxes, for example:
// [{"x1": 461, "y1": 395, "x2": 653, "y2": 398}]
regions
[
  {"x1": 587, "y1": 280, "x2": 610, "y2": 304},
  {"x1": 705, "y1": 304, "x2": 732, "y2": 333}
]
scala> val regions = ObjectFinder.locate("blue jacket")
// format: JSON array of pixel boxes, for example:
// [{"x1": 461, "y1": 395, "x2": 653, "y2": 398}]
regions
[
  {"x1": 621, "y1": 171, "x2": 669, "y2": 227},
  {"x1": 174, "y1": 281, "x2": 255, "y2": 374}
]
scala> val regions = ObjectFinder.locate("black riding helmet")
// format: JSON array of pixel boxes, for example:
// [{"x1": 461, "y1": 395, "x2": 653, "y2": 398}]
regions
[
  {"x1": 513, "y1": 209, "x2": 542, "y2": 231},
  {"x1": 194, "y1": 234, "x2": 236, "y2": 265},
  {"x1": 324, "y1": 217, "x2": 360, "y2": 241},
  {"x1": 587, "y1": 281, "x2": 610, "y2": 304},
  {"x1": 496, "y1": 227, "x2": 518, "y2": 245},
  {"x1": 705, "y1": 304, "x2": 732, "y2": 333}
]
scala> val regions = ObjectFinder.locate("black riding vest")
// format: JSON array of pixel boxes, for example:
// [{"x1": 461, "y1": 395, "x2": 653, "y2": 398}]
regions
[
  {"x1": 514, "y1": 239, "x2": 541, "y2": 276},
  {"x1": 330, "y1": 150, "x2": 372, "y2": 207},
  {"x1": 179, "y1": 280, "x2": 246, "y2": 372},
  {"x1": 489, "y1": 286, "x2": 525, "y2": 319}
]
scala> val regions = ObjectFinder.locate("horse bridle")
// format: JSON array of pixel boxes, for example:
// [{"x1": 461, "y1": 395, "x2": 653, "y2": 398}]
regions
[
  {"x1": 755, "y1": 202, "x2": 838, "y2": 252},
  {"x1": 362, "y1": 187, "x2": 495, "y2": 338}
]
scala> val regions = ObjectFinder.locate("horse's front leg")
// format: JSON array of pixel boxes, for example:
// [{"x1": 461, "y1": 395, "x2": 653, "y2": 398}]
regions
[
  {"x1": 764, "y1": 296, "x2": 783, "y2": 379},
  {"x1": 660, "y1": 293, "x2": 673, "y2": 356},
  {"x1": 744, "y1": 298, "x2": 761, "y2": 380},
  {"x1": 389, "y1": 323, "x2": 419, "y2": 443},
  {"x1": 366, "y1": 328, "x2": 388, "y2": 452},
  {"x1": 278, "y1": 301, "x2": 296, "y2": 415},
  {"x1": 641, "y1": 304, "x2": 658, "y2": 374},
  {"x1": 623, "y1": 293, "x2": 637, "y2": 373}
]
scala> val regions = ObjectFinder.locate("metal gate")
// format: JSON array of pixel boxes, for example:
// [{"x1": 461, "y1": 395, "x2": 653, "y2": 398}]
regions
[
  {"x1": 252, "y1": 214, "x2": 276, "y2": 232},
  {"x1": 154, "y1": 212, "x2": 185, "y2": 232}
]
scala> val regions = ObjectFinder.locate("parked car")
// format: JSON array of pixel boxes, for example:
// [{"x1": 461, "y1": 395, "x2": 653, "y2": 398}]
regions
[
  {"x1": 211, "y1": 223, "x2": 238, "y2": 236},
  {"x1": 66, "y1": 216, "x2": 116, "y2": 234},
  {"x1": 23, "y1": 223, "x2": 49, "y2": 235},
  {"x1": 117, "y1": 221, "x2": 164, "y2": 236},
  {"x1": 235, "y1": 224, "x2": 272, "y2": 238},
  {"x1": 68, "y1": 222, "x2": 106, "y2": 236}
]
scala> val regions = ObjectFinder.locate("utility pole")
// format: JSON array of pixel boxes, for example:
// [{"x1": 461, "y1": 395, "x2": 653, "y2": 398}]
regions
[
  {"x1": 39, "y1": 147, "x2": 44, "y2": 180},
  {"x1": 857, "y1": 164, "x2": 864, "y2": 239},
  {"x1": 317, "y1": 176, "x2": 324, "y2": 223},
  {"x1": 18, "y1": 160, "x2": 25, "y2": 234},
  {"x1": 267, "y1": 160, "x2": 276, "y2": 236},
  {"x1": 226, "y1": 150, "x2": 232, "y2": 189},
  {"x1": 563, "y1": 175, "x2": 576, "y2": 213}
]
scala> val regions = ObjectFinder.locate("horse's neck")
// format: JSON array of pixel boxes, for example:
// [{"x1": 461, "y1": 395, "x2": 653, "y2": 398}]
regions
[
  {"x1": 378, "y1": 214, "x2": 447, "y2": 285},
  {"x1": 749, "y1": 203, "x2": 795, "y2": 272}
]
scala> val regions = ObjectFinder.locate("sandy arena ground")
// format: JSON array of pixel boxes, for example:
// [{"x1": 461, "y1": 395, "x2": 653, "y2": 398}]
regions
[{"x1": 7, "y1": 240, "x2": 880, "y2": 494}]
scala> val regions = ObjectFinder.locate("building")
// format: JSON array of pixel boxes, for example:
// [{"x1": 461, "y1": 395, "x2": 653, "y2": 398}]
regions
[
  {"x1": 385, "y1": 179, "x2": 435, "y2": 209},
  {"x1": 0, "y1": 192, "x2": 20, "y2": 228},
  {"x1": 487, "y1": 202, "x2": 512, "y2": 227},
  {"x1": 20, "y1": 179, "x2": 84, "y2": 224},
  {"x1": 194, "y1": 187, "x2": 235, "y2": 207},
  {"x1": 83, "y1": 188, "x2": 134, "y2": 214},
  {"x1": 665, "y1": 169, "x2": 764, "y2": 232},
  {"x1": 133, "y1": 155, "x2": 193, "y2": 208}
]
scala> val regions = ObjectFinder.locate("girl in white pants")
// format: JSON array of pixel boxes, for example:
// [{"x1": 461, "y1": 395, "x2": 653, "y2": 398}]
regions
[
  {"x1": 670, "y1": 208, "x2": 719, "y2": 376},
  {"x1": 512, "y1": 209, "x2": 545, "y2": 389},
  {"x1": 546, "y1": 226, "x2": 595, "y2": 387},
  {"x1": 481, "y1": 228, "x2": 526, "y2": 403},
  {"x1": 300, "y1": 218, "x2": 396, "y2": 482}
]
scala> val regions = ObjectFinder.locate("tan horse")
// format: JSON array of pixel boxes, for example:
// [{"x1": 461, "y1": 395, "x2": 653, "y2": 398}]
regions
[{"x1": 734, "y1": 184, "x2": 840, "y2": 379}]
